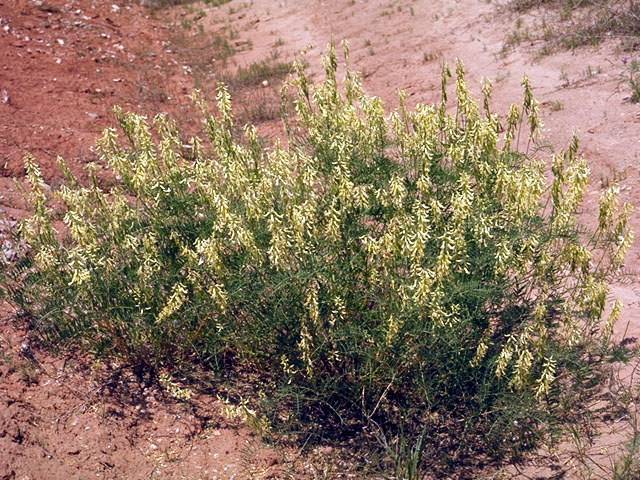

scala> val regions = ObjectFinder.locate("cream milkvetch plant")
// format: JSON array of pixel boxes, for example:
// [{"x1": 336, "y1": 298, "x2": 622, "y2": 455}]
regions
[{"x1": 1, "y1": 41, "x2": 633, "y2": 470}]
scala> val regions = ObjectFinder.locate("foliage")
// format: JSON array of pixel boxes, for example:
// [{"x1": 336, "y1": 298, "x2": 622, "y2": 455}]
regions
[
  {"x1": 0, "y1": 43, "x2": 634, "y2": 474},
  {"x1": 506, "y1": 0, "x2": 640, "y2": 51},
  {"x1": 222, "y1": 58, "x2": 293, "y2": 90},
  {"x1": 141, "y1": 0, "x2": 232, "y2": 10},
  {"x1": 621, "y1": 58, "x2": 640, "y2": 103}
]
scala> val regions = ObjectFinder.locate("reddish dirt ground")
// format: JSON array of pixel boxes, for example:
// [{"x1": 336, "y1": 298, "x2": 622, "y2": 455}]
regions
[{"x1": 1, "y1": 0, "x2": 640, "y2": 478}]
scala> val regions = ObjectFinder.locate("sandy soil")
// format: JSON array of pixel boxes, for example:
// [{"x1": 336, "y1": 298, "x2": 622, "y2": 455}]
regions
[{"x1": 1, "y1": 0, "x2": 639, "y2": 478}]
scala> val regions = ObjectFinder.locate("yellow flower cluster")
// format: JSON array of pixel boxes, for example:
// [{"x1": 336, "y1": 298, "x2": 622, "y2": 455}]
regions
[{"x1": 12, "y1": 43, "x2": 633, "y2": 410}]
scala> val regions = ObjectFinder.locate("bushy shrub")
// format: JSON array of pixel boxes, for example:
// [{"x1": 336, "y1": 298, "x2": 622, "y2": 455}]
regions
[{"x1": 1, "y1": 43, "x2": 633, "y2": 473}]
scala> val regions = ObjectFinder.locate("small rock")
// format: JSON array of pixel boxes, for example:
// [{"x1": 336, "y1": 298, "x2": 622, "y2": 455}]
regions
[
  {"x1": 56, "y1": 38, "x2": 64, "y2": 45},
  {"x1": 111, "y1": 4, "x2": 120, "y2": 13},
  {"x1": 1, "y1": 89, "x2": 9, "y2": 104},
  {"x1": 0, "y1": 463, "x2": 16, "y2": 480},
  {"x1": 86, "y1": 112, "x2": 98, "y2": 119},
  {"x1": 3, "y1": 248, "x2": 16, "y2": 262}
]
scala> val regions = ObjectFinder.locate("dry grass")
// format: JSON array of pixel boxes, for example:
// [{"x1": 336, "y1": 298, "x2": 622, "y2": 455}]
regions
[{"x1": 505, "y1": 0, "x2": 640, "y2": 51}]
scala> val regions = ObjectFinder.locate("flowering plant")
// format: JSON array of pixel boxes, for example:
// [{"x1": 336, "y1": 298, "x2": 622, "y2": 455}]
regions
[{"x1": 1, "y1": 43, "x2": 633, "y2": 471}]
